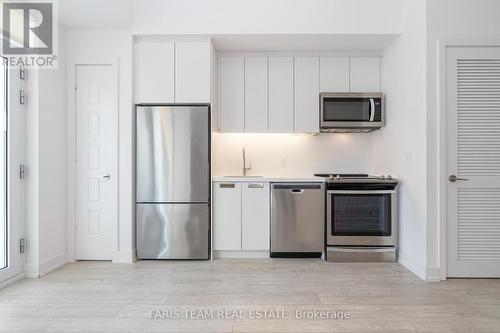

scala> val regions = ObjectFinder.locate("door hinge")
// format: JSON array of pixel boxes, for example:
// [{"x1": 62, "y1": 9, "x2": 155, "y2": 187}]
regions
[
  {"x1": 19, "y1": 164, "x2": 25, "y2": 179},
  {"x1": 74, "y1": 81, "x2": 77, "y2": 90},
  {"x1": 19, "y1": 89, "x2": 25, "y2": 105},
  {"x1": 19, "y1": 239, "x2": 25, "y2": 254},
  {"x1": 19, "y1": 65, "x2": 25, "y2": 80}
]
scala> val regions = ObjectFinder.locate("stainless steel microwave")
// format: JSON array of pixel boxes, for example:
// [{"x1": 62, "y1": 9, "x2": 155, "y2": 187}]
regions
[{"x1": 320, "y1": 92, "x2": 384, "y2": 133}]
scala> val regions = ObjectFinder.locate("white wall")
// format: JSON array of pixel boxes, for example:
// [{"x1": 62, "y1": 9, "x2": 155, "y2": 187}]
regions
[
  {"x1": 38, "y1": 30, "x2": 68, "y2": 274},
  {"x1": 25, "y1": 30, "x2": 68, "y2": 277},
  {"x1": 131, "y1": 0, "x2": 403, "y2": 34},
  {"x1": 66, "y1": 30, "x2": 134, "y2": 263},
  {"x1": 214, "y1": 133, "x2": 373, "y2": 176},
  {"x1": 372, "y1": 0, "x2": 428, "y2": 279},
  {"x1": 25, "y1": 69, "x2": 40, "y2": 277},
  {"x1": 426, "y1": 0, "x2": 500, "y2": 277}
]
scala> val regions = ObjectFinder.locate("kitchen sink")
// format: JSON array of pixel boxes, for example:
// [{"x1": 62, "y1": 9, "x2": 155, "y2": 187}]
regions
[{"x1": 223, "y1": 176, "x2": 264, "y2": 178}]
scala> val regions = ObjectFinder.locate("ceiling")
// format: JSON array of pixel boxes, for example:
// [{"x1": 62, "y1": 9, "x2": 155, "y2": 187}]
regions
[
  {"x1": 58, "y1": 0, "x2": 132, "y2": 30},
  {"x1": 57, "y1": 1, "x2": 399, "y2": 53}
]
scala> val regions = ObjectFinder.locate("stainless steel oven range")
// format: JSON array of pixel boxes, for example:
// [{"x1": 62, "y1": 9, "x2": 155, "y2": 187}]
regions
[{"x1": 314, "y1": 174, "x2": 399, "y2": 262}]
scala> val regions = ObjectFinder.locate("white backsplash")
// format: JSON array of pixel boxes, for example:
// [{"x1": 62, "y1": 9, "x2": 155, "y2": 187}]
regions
[{"x1": 213, "y1": 132, "x2": 374, "y2": 177}]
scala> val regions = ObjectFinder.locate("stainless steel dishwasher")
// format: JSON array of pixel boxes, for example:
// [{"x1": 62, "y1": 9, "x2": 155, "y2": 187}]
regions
[{"x1": 271, "y1": 183, "x2": 325, "y2": 258}]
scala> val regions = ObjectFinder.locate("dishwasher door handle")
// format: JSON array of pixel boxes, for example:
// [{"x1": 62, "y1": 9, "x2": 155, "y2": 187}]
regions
[{"x1": 290, "y1": 189, "x2": 304, "y2": 194}]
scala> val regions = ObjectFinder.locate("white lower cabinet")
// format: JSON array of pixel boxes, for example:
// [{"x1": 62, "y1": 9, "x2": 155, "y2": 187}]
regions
[
  {"x1": 213, "y1": 181, "x2": 270, "y2": 257},
  {"x1": 242, "y1": 182, "x2": 270, "y2": 251},
  {"x1": 213, "y1": 183, "x2": 242, "y2": 251}
]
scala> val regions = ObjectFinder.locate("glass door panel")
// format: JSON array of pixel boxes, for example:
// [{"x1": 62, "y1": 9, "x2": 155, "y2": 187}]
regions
[
  {"x1": 323, "y1": 98, "x2": 371, "y2": 122},
  {"x1": 0, "y1": 61, "x2": 26, "y2": 283},
  {"x1": 331, "y1": 194, "x2": 392, "y2": 236},
  {"x1": 0, "y1": 58, "x2": 6, "y2": 270}
]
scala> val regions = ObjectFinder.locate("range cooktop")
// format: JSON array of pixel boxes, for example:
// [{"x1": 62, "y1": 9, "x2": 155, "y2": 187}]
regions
[{"x1": 314, "y1": 173, "x2": 398, "y2": 183}]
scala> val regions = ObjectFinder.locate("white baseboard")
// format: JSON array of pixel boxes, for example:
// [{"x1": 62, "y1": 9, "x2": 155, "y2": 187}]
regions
[
  {"x1": 0, "y1": 272, "x2": 25, "y2": 289},
  {"x1": 24, "y1": 262, "x2": 39, "y2": 278},
  {"x1": 25, "y1": 252, "x2": 70, "y2": 278},
  {"x1": 214, "y1": 250, "x2": 269, "y2": 259},
  {"x1": 39, "y1": 252, "x2": 69, "y2": 276},
  {"x1": 398, "y1": 250, "x2": 426, "y2": 280},
  {"x1": 425, "y1": 266, "x2": 442, "y2": 281},
  {"x1": 112, "y1": 249, "x2": 137, "y2": 264}
]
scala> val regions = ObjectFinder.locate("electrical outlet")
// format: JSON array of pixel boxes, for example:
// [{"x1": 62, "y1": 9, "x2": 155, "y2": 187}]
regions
[{"x1": 404, "y1": 150, "x2": 416, "y2": 163}]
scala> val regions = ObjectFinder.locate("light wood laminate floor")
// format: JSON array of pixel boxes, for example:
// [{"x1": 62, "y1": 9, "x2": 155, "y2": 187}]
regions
[{"x1": 0, "y1": 259, "x2": 499, "y2": 332}]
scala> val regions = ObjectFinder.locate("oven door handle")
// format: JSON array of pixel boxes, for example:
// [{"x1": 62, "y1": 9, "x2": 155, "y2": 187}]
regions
[{"x1": 327, "y1": 190, "x2": 396, "y2": 194}]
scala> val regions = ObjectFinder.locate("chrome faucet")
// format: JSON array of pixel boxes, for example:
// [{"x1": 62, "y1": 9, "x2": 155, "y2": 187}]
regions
[{"x1": 242, "y1": 148, "x2": 252, "y2": 176}]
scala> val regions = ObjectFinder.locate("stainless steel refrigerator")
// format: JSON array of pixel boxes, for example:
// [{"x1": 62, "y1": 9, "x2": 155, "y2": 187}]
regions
[{"x1": 136, "y1": 105, "x2": 210, "y2": 259}]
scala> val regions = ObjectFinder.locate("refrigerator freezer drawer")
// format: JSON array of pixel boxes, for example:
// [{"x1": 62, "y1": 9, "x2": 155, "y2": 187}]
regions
[{"x1": 136, "y1": 203, "x2": 210, "y2": 259}]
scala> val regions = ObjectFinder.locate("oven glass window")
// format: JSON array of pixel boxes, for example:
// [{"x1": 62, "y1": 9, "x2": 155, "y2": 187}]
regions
[
  {"x1": 323, "y1": 98, "x2": 371, "y2": 122},
  {"x1": 331, "y1": 194, "x2": 391, "y2": 236}
]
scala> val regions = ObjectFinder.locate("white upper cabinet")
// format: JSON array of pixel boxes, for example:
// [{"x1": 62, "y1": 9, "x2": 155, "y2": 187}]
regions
[
  {"x1": 350, "y1": 57, "x2": 381, "y2": 92},
  {"x1": 244, "y1": 57, "x2": 268, "y2": 132},
  {"x1": 175, "y1": 42, "x2": 211, "y2": 103},
  {"x1": 294, "y1": 57, "x2": 319, "y2": 133},
  {"x1": 134, "y1": 40, "x2": 211, "y2": 104},
  {"x1": 220, "y1": 56, "x2": 245, "y2": 132},
  {"x1": 134, "y1": 42, "x2": 175, "y2": 104},
  {"x1": 217, "y1": 54, "x2": 381, "y2": 133},
  {"x1": 241, "y1": 182, "x2": 270, "y2": 251},
  {"x1": 319, "y1": 57, "x2": 349, "y2": 92},
  {"x1": 269, "y1": 57, "x2": 294, "y2": 132}
]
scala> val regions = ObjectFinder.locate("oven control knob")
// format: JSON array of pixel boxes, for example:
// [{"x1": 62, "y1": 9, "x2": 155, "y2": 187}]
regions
[
  {"x1": 335, "y1": 175, "x2": 341, "y2": 180},
  {"x1": 387, "y1": 175, "x2": 392, "y2": 180},
  {"x1": 379, "y1": 175, "x2": 386, "y2": 180}
]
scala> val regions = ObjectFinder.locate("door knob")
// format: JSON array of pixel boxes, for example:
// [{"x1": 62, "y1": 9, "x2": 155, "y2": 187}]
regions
[
  {"x1": 449, "y1": 175, "x2": 468, "y2": 182},
  {"x1": 103, "y1": 174, "x2": 111, "y2": 180}
]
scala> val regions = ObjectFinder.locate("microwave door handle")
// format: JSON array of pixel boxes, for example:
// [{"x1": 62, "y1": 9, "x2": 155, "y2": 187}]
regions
[{"x1": 369, "y1": 98, "x2": 375, "y2": 122}]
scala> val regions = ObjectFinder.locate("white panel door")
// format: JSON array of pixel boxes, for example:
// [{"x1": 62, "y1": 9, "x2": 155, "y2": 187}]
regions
[
  {"x1": 242, "y1": 182, "x2": 270, "y2": 251},
  {"x1": 175, "y1": 42, "x2": 211, "y2": 103},
  {"x1": 319, "y1": 57, "x2": 349, "y2": 92},
  {"x1": 294, "y1": 57, "x2": 319, "y2": 133},
  {"x1": 75, "y1": 65, "x2": 117, "y2": 260},
  {"x1": 446, "y1": 47, "x2": 500, "y2": 277},
  {"x1": 220, "y1": 57, "x2": 244, "y2": 132},
  {"x1": 214, "y1": 182, "x2": 242, "y2": 251},
  {"x1": 0, "y1": 62, "x2": 26, "y2": 283},
  {"x1": 350, "y1": 57, "x2": 380, "y2": 92},
  {"x1": 134, "y1": 42, "x2": 175, "y2": 103},
  {"x1": 269, "y1": 57, "x2": 294, "y2": 132},
  {"x1": 244, "y1": 57, "x2": 268, "y2": 132}
]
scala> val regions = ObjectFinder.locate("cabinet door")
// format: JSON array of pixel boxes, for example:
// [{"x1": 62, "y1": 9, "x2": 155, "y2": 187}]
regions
[
  {"x1": 244, "y1": 57, "x2": 268, "y2": 132},
  {"x1": 214, "y1": 182, "x2": 242, "y2": 251},
  {"x1": 134, "y1": 42, "x2": 175, "y2": 104},
  {"x1": 294, "y1": 57, "x2": 319, "y2": 133},
  {"x1": 175, "y1": 42, "x2": 211, "y2": 103},
  {"x1": 319, "y1": 57, "x2": 349, "y2": 92},
  {"x1": 220, "y1": 57, "x2": 244, "y2": 132},
  {"x1": 350, "y1": 57, "x2": 380, "y2": 92},
  {"x1": 242, "y1": 183, "x2": 270, "y2": 251},
  {"x1": 269, "y1": 57, "x2": 294, "y2": 132}
]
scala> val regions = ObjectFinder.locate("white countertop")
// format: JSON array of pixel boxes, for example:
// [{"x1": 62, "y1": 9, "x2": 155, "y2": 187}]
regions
[{"x1": 212, "y1": 176, "x2": 325, "y2": 183}]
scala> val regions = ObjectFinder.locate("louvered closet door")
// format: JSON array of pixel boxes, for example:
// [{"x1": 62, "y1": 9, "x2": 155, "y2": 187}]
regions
[{"x1": 446, "y1": 47, "x2": 500, "y2": 277}]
